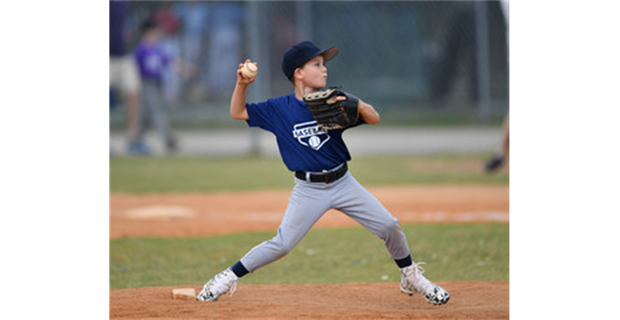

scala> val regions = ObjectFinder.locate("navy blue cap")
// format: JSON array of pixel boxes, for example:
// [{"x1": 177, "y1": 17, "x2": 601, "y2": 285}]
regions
[{"x1": 281, "y1": 41, "x2": 339, "y2": 80}]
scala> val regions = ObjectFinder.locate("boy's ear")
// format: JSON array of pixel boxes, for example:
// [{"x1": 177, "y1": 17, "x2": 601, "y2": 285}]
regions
[{"x1": 293, "y1": 68, "x2": 302, "y2": 81}]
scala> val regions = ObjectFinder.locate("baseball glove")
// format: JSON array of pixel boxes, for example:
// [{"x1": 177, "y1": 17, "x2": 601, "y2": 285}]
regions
[{"x1": 303, "y1": 87, "x2": 360, "y2": 130}]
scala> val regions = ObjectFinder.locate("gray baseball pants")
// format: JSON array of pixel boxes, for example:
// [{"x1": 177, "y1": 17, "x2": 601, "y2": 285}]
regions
[{"x1": 239, "y1": 171, "x2": 411, "y2": 272}]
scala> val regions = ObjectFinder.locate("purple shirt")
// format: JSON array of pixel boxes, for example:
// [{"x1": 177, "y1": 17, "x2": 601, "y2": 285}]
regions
[{"x1": 134, "y1": 42, "x2": 170, "y2": 80}]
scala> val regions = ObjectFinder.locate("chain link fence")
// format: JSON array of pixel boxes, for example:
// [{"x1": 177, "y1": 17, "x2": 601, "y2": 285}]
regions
[{"x1": 110, "y1": 0, "x2": 508, "y2": 129}]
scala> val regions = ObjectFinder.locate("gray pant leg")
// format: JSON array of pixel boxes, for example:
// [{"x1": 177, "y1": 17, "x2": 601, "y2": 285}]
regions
[
  {"x1": 240, "y1": 180, "x2": 331, "y2": 272},
  {"x1": 332, "y1": 173, "x2": 411, "y2": 261},
  {"x1": 142, "y1": 81, "x2": 173, "y2": 144}
]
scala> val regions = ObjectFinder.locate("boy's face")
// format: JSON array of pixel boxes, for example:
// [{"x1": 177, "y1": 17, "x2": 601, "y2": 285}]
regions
[
  {"x1": 145, "y1": 27, "x2": 163, "y2": 44},
  {"x1": 296, "y1": 56, "x2": 327, "y2": 89}
]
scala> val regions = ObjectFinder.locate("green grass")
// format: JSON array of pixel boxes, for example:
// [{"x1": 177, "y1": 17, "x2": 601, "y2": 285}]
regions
[
  {"x1": 110, "y1": 155, "x2": 508, "y2": 193},
  {"x1": 110, "y1": 223, "x2": 508, "y2": 289}
]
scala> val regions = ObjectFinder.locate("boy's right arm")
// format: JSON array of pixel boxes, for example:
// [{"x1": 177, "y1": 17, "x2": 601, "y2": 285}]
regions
[{"x1": 230, "y1": 60, "x2": 255, "y2": 121}]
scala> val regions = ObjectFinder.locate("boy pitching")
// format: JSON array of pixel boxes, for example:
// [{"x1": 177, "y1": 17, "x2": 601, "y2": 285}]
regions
[{"x1": 197, "y1": 41, "x2": 449, "y2": 306}]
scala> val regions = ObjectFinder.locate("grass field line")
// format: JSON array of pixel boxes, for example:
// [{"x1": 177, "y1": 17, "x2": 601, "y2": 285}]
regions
[{"x1": 110, "y1": 127, "x2": 502, "y2": 156}]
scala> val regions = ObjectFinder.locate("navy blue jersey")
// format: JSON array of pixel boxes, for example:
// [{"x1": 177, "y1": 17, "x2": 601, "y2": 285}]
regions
[
  {"x1": 246, "y1": 93, "x2": 362, "y2": 172},
  {"x1": 109, "y1": 1, "x2": 129, "y2": 57}
]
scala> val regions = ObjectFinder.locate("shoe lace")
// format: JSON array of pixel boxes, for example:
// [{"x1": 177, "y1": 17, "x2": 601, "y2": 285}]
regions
[
  {"x1": 402, "y1": 261, "x2": 426, "y2": 276},
  {"x1": 229, "y1": 277, "x2": 238, "y2": 297},
  {"x1": 413, "y1": 262, "x2": 426, "y2": 274},
  {"x1": 409, "y1": 262, "x2": 434, "y2": 293},
  {"x1": 211, "y1": 270, "x2": 238, "y2": 297}
]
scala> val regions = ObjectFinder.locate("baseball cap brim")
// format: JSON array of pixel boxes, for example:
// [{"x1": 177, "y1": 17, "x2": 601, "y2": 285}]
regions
[{"x1": 317, "y1": 46, "x2": 339, "y2": 63}]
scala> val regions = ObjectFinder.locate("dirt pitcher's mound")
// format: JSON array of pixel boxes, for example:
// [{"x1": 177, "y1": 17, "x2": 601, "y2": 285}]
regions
[{"x1": 110, "y1": 282, "x2": 508, "y2": 319}]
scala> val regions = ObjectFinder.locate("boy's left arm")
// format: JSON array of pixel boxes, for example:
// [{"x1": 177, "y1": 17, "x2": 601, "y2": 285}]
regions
[{"x1": 358, "y1": 100, "x2": 380, "y2": 125}]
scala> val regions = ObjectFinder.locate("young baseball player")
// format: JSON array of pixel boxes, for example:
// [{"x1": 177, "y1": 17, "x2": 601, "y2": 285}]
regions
[{"x1": 197, "y1": 41, "x2": 449, "y2": 306}]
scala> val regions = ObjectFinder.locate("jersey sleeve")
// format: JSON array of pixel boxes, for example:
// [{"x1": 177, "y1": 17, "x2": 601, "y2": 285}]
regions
[{"x1": 246, "y1": 99, "x2": 276, "y2": 132}]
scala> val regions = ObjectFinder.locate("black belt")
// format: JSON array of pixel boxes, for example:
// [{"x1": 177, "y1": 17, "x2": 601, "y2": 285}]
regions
[{"x1": 295, "y1": 163, "x2": 348, "y2": 184}]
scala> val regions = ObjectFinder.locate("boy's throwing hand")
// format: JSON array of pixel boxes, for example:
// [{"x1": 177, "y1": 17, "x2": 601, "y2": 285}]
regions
[{"x1": 237, "y1": 59, "x2": 257, "y2": 85}]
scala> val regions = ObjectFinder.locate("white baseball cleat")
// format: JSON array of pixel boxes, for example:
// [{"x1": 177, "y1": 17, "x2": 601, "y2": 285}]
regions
[
  {"x1": 197, "y1": 268, "x2": 239, "y2": 302},
  {"x1": 400, "y1": 262, "x2": 450, "y2": 306}
]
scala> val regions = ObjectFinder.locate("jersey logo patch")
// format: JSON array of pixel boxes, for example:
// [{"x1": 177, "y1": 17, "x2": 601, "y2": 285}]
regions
[{"x1": 292, "y1": 120, "x2": 330, "y2": 151}]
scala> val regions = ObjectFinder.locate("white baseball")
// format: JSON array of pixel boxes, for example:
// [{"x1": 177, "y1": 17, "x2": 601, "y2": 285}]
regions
[{"x1": 241, "y1": 61, "x2": 258, "y2": 78}]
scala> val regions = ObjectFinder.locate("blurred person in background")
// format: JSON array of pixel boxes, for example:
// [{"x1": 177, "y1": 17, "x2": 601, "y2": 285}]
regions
[
  {"x1": 152, "y1": 2, "x2": 183, "y2": 109},
  {"x1": 133, "y1": 18, "x2": 181, "y2": 154},
  {"x1": 206, "y1": 1, "x2": 243, "y2": 97},
  {"x1": 484, "y1": 114, "x2": 509, "y2": 172},
  {"x1": 484, "y1": 0, "x2": 509, "y2": 173},
  {"x1": 109, "y1": 0, "x2": 143, "y2": 155},
  {"x1": 429, "y1": 3, "x2": 478, "y2": 108},
  {"x1": 172, "y1": 1, "x2": 210, "y2": 101}
]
